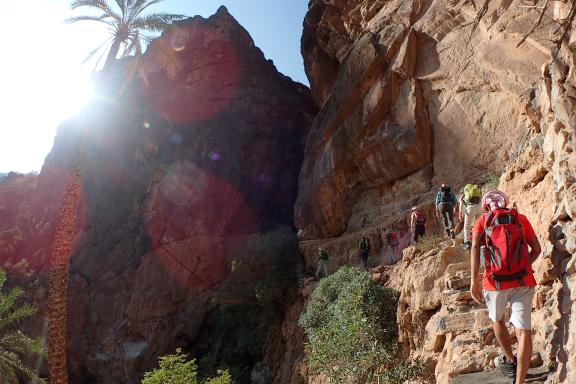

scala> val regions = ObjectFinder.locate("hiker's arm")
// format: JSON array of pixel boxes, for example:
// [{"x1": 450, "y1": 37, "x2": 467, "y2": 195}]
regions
[
  {"x1": 470, "y1": 231, "x2": 484, "y2": 304},
  {"x1": 527, "y1": 236, "x2": 541, "y2": 265}
]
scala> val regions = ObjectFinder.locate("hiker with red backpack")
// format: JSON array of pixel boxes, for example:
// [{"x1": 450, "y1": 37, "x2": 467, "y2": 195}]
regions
[
  {"x1": 410, "y1": 206, "x2": 426, "y2": 243},
  {"x1": 386, "y1": 231, "x2": 399, "y2": 263},
  {"x1": 435, "y1": 184, "x2": 458, "y2": 239},
  {"x1": 459, "y1": 183, "x2": 483, "y2": 250},
  {"x1": 470, "y1": 190, "x2": 541, "y2": 384}
]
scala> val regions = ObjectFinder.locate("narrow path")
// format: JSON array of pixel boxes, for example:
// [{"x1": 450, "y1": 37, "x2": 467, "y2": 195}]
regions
[{"x1": 452, "y1": 365, "x2": 551, "y2": 383}]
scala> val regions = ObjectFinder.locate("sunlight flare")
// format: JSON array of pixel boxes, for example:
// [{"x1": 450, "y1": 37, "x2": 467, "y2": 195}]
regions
[{"x1": 0, "y1": 0, "x2": 105, "y2": 173}]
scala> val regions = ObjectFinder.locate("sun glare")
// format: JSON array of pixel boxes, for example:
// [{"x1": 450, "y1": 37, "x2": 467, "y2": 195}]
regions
[{"x1": 0, "y1": 0, "x2": 107, "y2": 173}]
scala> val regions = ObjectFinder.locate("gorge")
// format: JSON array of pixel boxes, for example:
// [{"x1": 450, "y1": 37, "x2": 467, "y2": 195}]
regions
[{"x1": 1, "y1": 1, "x2": 576, "y2": 383}]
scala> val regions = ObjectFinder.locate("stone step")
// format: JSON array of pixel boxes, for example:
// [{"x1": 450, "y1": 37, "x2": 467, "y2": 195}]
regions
[{"x1": 452, "y1": 366, "x2": 551, "y2": 384}]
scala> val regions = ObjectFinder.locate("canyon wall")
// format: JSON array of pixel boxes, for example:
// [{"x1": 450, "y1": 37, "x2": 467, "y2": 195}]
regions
[
  {"x1": 297, "y1": 0, "x2": 552, "y2": 270},
  {"x1": 296, "y1": 0, "x2": 576, "y2": 383},
  {"x1": 0, "y1": 7, "x2": 315, "y2": 383}
]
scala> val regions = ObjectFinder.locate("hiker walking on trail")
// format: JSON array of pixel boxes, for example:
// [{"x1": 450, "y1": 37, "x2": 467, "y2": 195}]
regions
[
  {"x1": 460, "y1": 183, "x2": 483, "y2": 250},
  {"x1": 358, "y1": 235, "x2": 371, "y2": 269},
  {"x1": 316, "y1": 247, "x2": 329, "y2": 279},
  {"x1": 435, "y1": 184, "x2": 458, "y2": 239},
  {"x1": 386, "y1": 231, "x2": 399, "y2": 263},
  {"x1": 410, "y1": 206, "x2": 426, "y2": 243},
  {"x1": 470, "y1": 190, "x2": 541, "y2": 384}
]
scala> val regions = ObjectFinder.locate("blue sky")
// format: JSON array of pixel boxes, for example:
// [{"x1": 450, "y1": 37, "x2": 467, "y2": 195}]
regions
[{"x1": 0, "y1": 0, "x2": 309, "y2": 173}]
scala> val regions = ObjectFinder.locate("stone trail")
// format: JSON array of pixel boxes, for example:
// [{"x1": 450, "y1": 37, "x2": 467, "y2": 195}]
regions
[{"x1": 453, "y1": 366, "x2": 551, "y2": 383}]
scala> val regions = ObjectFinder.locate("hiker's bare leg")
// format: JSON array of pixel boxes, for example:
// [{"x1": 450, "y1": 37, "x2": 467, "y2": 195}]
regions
[
  {"x1": 515, "y1": 329, "x2": 532, "y2": 384},
  {"x1": 493, "y1": 318, "x2": 515, "y2": 362}
]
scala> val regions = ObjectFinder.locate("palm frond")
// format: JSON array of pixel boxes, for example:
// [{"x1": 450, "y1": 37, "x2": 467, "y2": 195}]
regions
[
  {"x1": 128, "y1": 0, "x2": 163, "y2": 18},
  {"x1": 69, "y1": 0, "x2": 185, "y2": 73},
  {"x1": 132, "y1": 12, "x2": 186, "y2": 32},
  {"x1": 0, "y1": 286, "x2": 24, "y2": 316},
  {"x1": 82, "y1": 36, "x2": 113, "y2": 64},
  {"x1": 92, "y1": 38, "x2": 114, "y2": 71},
  {"x1": 144, "y1": 37, "x2": 182, "y2": 80},
  {"x1": 0, "y1": 269, "x2": 46, "y2": 382},
  {"x1": 132, "y1": 0, "x2": 164, "y2": 18},
  {"x1": 64, "y1": 14, "x2": 114, "y2": 26},
  {"x1": 70, "y1": 0, "x2": 122, "y2": 23},
  {"x1": 0, "y1": 331, "x2": 46, "y2": 357},
  {"x1": 124, "y1": 32, "x2": 143, "y2": 55},
  {"x1": 112, "y1": 0, "x2": 126, "y2": 15},
  {"x1": 0, "y1": 349, "x2": 46, "y2": 384}
]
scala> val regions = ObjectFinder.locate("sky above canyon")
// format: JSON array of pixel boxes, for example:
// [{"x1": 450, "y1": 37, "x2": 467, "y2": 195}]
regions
[{"x1": 0, "y1": 0, "x2": 309, "y2": 173}]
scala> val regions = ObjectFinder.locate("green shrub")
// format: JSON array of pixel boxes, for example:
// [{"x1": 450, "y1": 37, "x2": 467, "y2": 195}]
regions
[
  {"x1": 142, "y1": 348, "x2": 231, "y2": 384},
  {"x1": 376, "y1": 360, "x2": 425, "y2": 383},
  {"x1": 415, "y1": 234, "x2": 444, "y2": 252},
  {"x1": 299, "y1": 267, "x2": 402, "y2": 384},
  {"x1": 480, "y1": 173, "x2": 500, "y2": 191}
]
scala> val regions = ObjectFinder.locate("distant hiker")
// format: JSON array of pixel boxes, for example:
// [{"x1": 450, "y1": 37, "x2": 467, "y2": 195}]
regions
[
  {"x1": 435, "y1": 184, "x2": 458, "y2": 239},
  {"x1": 358, "y1": 235, "x2": 371, "y2": 269},
  {"x1": 316, "y1": 247, "x2": 329, "y2": 279},
  {"x1": 470, "y1": 190, "x2": 541, "y2": 384},
  {"x1": 410, "y1": 206, "x2": 426, "y2": 243},
  {"x1": 459, "y1": 183, "x2": 483, "y2": 250},
  {"x1": 386, "y1": 231, "x2": 399, "y2": 263}
]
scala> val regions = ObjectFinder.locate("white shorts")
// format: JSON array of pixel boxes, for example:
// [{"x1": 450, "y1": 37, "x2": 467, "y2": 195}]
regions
[{"x1": 483, "y1": 287, "x2": 535, "y2": 330}]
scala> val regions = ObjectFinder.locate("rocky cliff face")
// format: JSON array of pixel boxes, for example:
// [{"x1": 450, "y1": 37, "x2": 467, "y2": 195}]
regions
[
  {"x1": 0, "y1": 6, "x2": 315, "y2": 383},
  {"x1": 296, "y1": 0, "x2": 551, "y2": 269},
  {"x1": 296, "y1": 0, "x2": 576, "y2": 383}
]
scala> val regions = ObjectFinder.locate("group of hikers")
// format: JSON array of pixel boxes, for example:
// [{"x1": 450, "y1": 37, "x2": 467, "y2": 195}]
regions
[
  {"x1": 315, "y1": 232, "x2": 398, "y2": 279},
  {"x1": 314, "y1": 183, "x2": 541, "y2": 384},
  {"x1": 409, "y1": 182, "x2": 483, "y2": 248}
]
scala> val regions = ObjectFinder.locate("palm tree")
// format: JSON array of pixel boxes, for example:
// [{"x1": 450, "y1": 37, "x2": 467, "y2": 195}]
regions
[
  {"x1": 46, "y1": 3, "x2": 184, "y2": 383},
  {"x1": 0, "y1": 269, "x2": 46, "y2": 383},
  {"x1": 65, "y1": 0, "x2": 186, "y2": 71}
]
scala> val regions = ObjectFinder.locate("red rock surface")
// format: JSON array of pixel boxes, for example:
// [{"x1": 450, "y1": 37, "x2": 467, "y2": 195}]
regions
[{"x1": 0, "y1": 6, "x2": 315, "y2": 383}]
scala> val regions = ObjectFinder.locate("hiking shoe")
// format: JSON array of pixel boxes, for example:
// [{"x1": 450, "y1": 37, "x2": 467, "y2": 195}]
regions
[
  {"x1": 450, "y1": 230, "x2": 455, "y2": 240},
  {"x1": 498, "y1": 356, "x2": 517, "y2": 378},
  {"x1": 463, "y1": 241, "x2": 471, "y2": 250}
]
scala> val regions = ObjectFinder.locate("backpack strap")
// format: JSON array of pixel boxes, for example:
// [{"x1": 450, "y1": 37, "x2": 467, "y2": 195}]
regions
[
  {"x1": 513, "y1": 209, "x2": 528, "y2": 286},
  {"x1": 483, "y1": 211, "x2": 500, "y2": 289}
]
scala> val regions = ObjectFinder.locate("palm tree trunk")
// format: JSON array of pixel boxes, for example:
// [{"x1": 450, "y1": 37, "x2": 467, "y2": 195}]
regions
[
  {"x1": 103, "y1": 36, "x2": 123, "y2": 72},
  {"x1": 47, "y1": 167, "x2": 82, "y2": 384}
]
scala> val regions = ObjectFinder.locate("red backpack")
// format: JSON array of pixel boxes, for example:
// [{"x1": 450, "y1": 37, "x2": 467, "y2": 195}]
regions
[
  {"x1": 482, "y1": 208, "x2": 529, "y2": 289},
  {"x1": 387, "y1": 233, "x2": 399, "y2": 246},
  {"x1": 414, "y1": 209, "x2": 426, "y2": 225}
]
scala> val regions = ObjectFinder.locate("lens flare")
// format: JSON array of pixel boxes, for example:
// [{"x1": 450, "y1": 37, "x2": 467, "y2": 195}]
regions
[
  {"x1": 141, "y1": 25, "x2": 241, "y2": 124},
  {"x1": 145, "y1": 162, "x2": 258, "y2": 290}
]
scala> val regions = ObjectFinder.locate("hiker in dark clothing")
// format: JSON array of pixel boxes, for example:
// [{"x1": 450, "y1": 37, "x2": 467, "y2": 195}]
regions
[
  {"x1": 410, "y1": 206, "x2": 426, "y2": 244},
  {"x1": 316, "y1": 247, "x2": 329, "y2": 279},
  {"x1": 435, "y1": 184, "x2": 458, "y2": 239},
  {"x1": 358, "y1": 235, "x2": 371, "y2": 269}
]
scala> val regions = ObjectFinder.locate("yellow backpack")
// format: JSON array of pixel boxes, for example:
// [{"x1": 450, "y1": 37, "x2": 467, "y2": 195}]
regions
[{"x1": 463, "y1": 184, "x2": 481, "y2": 204}]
